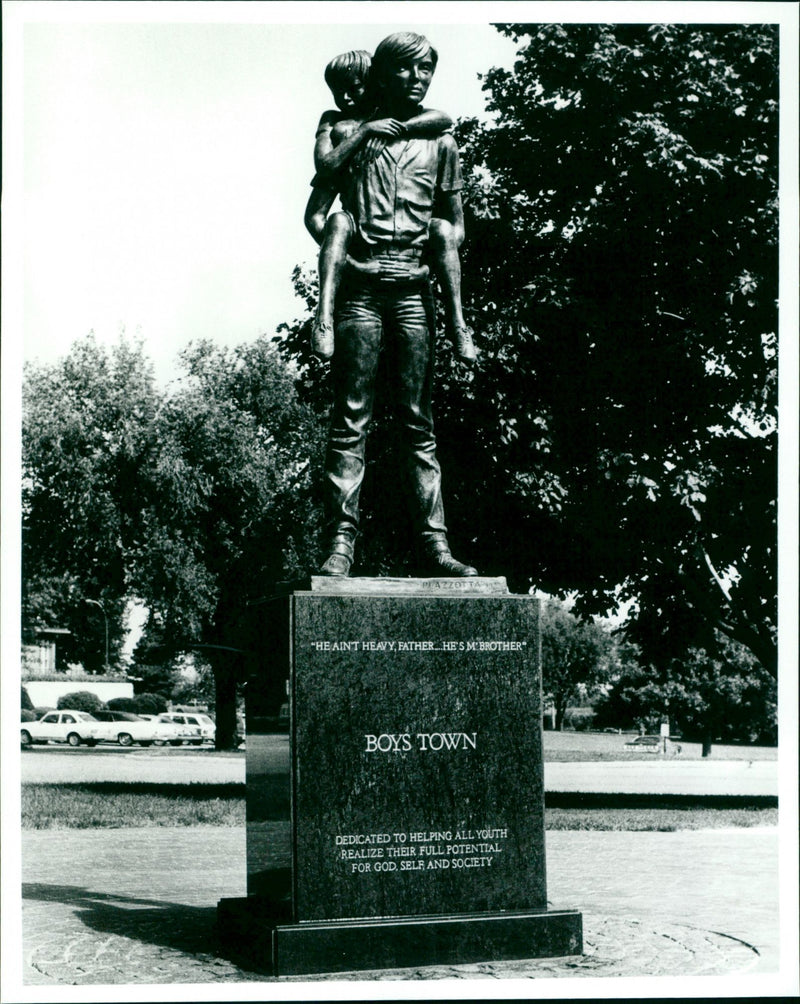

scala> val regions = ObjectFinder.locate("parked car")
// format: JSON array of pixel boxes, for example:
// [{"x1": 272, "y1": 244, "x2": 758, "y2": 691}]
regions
[
  {"x1": 20, "y1": 710, "x2": 103, "y2": 748},
  {"x1": 161, "y1": 712, "x2": 216, "y2": 745},
  {"x1": 625, "y1": 735, "x2": 661, "y2": 751},
  {"x1": 155, "y1": 713, "x2": 203, "y2": 745},
  {"x1": 137, "y1": 713, "x2": 188, "y2": 746},
  {"x1": 90, "y1": 710, "x2": 173, "y2": 747},
  {"x1": 624, "y1": 734, "x2": 682, "y2": 754}
]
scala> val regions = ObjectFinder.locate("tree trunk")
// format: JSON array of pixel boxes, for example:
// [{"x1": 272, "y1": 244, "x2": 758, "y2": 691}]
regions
[
  {"x1": 701, "y1": 733, "x2": 713, "y2": 758},
  {"x1": 212, "y1": 659, "x2": 239, "y2": 750}
]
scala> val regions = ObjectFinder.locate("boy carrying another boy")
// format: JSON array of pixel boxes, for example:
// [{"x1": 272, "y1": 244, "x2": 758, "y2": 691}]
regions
[
  {"x1": 304, "y1": 32, "x2": 479, "y2": 578},
  {"x1": 306, "y1": 46, "x2": 477, "y2": 364}
]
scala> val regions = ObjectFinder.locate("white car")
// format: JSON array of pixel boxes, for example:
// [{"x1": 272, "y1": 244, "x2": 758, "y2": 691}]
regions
[
  {"x1": 161, "y1": 712, "x2": 216, "y2": 745},
  {"x1": 137, "y1": 714, "x2": 187, "y2": 746},
  {"x1": 90, "y1": 710, "x2": 174, "y2": 747},
  {"x1": 21, "y1": 710, "x2": 103, "y2": 747}
]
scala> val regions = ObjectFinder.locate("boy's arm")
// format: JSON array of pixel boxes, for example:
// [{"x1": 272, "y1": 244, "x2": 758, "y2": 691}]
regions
[
  {"x1": 313, "y1": 111, "x2": 341, "y2": 174},
  {"x1": 358, "y1": 108, "x2": 454, "y2": 166},
  {"x1": 435, "y1": 190, "x2": 466, "y2": 247},
  {"x1": 316, "y1": 116, "x2": 405, "y2": 175},
  {"x1": 401, "y1": 107, "x2": 453, "y2": 136}
]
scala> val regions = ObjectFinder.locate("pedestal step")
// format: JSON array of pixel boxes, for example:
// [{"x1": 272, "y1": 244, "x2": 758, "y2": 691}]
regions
[{"x1": 218, "y1": 897, "x2": 583, "y2": 976}]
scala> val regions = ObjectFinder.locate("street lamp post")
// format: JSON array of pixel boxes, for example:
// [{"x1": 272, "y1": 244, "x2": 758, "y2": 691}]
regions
[{"x1": 86, "y1": 599, "x2": 110, "y2": 672}]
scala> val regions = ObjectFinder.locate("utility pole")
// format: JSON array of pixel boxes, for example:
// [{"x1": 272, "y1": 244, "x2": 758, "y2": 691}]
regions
[{"x1": 86, "y1": 599, "x2": 110, "y2": 672}]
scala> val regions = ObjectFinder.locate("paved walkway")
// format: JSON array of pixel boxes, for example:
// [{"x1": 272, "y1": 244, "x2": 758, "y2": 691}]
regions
[
  {"x1": 544, "y1": 759, "x2": 778, "y2": 796},
  {"x1": 15, "y1": 825, "x2": 784, "y2": 988}
]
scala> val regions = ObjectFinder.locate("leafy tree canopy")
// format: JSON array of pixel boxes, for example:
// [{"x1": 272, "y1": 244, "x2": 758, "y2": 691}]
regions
[
  {"x1": 131, "y1": 336, "x2": 323, "y2": 648},
  {"x1": 130, "y1": 336, "x2": 324, "y2": 746},
  {"x1": 450, "y1": 23, "x2": 777, "y2": 673},
  {"x1": 22, "y1": 334, "x2": 158, "y2": 671}
]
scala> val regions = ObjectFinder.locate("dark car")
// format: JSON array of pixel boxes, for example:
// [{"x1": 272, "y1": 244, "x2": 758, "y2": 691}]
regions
[{"x1": 625, "y1": 734, "x2": 682, "y2": 754}]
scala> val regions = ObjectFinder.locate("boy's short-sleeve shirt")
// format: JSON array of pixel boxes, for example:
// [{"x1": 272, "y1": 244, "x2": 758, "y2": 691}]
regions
[{"x1": 332, "y1": 132, "x2": 463, "y2": 249}]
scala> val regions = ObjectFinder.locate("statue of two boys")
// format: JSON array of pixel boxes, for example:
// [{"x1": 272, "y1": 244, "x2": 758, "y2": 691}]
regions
[{"x1": 304, "y1": 32, "x2": 478, "y2": 579}]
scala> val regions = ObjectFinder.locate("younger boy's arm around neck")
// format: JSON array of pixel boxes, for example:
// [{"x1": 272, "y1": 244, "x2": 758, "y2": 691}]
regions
[{"x1": 399, "y1": 107, "x2": 453, "y2": 136}]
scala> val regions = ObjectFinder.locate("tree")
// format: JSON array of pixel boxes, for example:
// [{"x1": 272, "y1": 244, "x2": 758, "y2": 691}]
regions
[
  {"x1": 448, "y1": 24, "x2": 778, "y2": 673},
  {"x1": 131, "y1": 336, "x2": 323, "y2": 747},
  {"x1": 594, "y1": 632, "x2": 777, "y2": 752},
  {"x1": 22, "y1": 334, "x2": 159, "y2": 671},
  {"x1": 540, "y1": 599, "x2": 612, "y2": 730},
  {"x1": 128, "y1": 615, "x2": 181, "y2": 698},
  {"x1": 169, "y1": 657, "x2": 217, "y2": 710}
]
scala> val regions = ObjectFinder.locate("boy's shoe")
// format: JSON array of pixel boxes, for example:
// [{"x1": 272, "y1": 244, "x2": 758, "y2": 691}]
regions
[
  {"x1": 319, "y1": 531, "x2": 356, "y2": 576},
  {"x1": 319, "y1": 552, "x2": 352, "y2": 576},
  {"x1": 420, "y1": 538, "x2": 478, "y2": 578}
]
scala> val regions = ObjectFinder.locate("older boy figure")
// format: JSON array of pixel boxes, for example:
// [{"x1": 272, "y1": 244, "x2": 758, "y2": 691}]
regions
[{"x1": 305, "y1": 32, "x2": 477, "y2": 578}]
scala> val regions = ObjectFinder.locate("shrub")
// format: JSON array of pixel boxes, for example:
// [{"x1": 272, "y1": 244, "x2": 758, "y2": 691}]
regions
[
  {"x1": 563, "y1": 708, "x2": 596, "y2": 731},
  {"x1": 21, "y1": 686, "x2": 34, "y2": 711},
  {"x1": 21, "y1": 708, "x2": 38, "y2": 722},
  {"x1": 107, "y1": 697, "x2": 138, "y2": 712},
  {"x1": 56, "y1": 691, "x2": 106, "y2": 713},
  {"x1": 134, "y1": 692, "x2": 168, "y2": 715}
]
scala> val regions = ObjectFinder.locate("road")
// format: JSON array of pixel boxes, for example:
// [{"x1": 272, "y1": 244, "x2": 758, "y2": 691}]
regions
[
  {"x1": 20, "y1": 745, "x2": 249, "y2": 785},
  {"x1": 20, "y1": 743, "x2": 778, "y2": 796}
]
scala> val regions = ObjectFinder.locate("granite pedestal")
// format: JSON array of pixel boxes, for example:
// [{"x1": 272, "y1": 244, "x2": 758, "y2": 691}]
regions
[{"x1": 218, "y1": 577, "x2": 582, "y2": 975}]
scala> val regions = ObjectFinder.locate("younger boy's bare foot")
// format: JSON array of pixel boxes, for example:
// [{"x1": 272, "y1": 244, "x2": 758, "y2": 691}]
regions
[
  {"x1": 311, "y1": 317, "x2": 334, "y2": 360},
  {"x1": 451, "y1": 323, "x2": 478, "y2": 363}
]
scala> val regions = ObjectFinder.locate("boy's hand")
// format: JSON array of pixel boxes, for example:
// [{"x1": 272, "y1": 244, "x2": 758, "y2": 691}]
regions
[
  {"x1": 356, "y1": 135, "x2": 388, "y2": 168},
  {"x1": 347, "y1": 256, "x2": 429, "y2": 283},
  {"x1": 366, "y1": 117, "x2": 404, "y2": 137},
  {"x1": 347, "y1": 258, "x2": 384, "y2": 276}
]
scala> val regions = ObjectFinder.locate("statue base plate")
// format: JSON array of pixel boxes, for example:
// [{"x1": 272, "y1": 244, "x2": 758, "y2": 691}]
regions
[{"x1": 217, "y1": 898, "x2": 583, "y2": 976}]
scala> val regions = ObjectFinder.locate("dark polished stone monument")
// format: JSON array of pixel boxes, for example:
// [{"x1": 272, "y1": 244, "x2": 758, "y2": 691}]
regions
[{"x1": 218, "y1": 577, "x2": 583, "y2": 975}]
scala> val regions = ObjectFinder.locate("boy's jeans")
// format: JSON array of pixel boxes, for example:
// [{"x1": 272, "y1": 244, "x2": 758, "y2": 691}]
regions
[{"x1": 323, "y1": 267, "x2": 448, "y2": 552}]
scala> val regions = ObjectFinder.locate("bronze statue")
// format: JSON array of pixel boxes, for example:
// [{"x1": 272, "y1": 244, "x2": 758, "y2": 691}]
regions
[{"x1": 304, "y1": 32, "x2": 478, "y2": 578}]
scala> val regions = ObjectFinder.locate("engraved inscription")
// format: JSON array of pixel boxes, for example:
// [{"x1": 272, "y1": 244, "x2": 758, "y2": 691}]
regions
[
  {"x1": 333, "y1": 828, "x2": 508, "y2": 874},
  {"x1": 364, "y1": 732, "x2": 477, "y2": 752},
  {"x1": 310, "y1": 639, "x2": 526, "y2": 652}
]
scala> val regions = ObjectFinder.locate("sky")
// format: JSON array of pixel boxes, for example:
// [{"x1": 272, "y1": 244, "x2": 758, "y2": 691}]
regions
[
  {"x1": 9, "y1": 1, "x2": 795, "y2": 390},
  {"x1": 16, "y1": 11, "x2": 521, "y2": 385}
]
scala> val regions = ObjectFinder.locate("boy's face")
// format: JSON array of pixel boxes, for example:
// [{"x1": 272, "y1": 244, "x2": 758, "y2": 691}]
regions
[
  {"x1": 333, "y1": 75, "x2": 366, "y2": 115},
  {"x1": 381, "y1": 47, "x2": 435, "y2": 108}
]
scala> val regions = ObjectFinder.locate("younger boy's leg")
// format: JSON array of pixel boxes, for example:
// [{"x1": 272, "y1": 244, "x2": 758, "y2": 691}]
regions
[
  {"x1": 313, "y1": 211, "x2": 354, "y2": 359},
  {"x1": 428, "y1": 219, "x2": 477, "y2": 362}
]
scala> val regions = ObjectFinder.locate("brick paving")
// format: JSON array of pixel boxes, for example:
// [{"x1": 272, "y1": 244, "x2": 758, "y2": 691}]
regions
[{"x1": 16, "y1": 825, "x2": 780, "y2": 986}]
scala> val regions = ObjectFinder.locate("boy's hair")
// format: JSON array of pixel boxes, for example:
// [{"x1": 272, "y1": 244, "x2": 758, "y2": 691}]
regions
[
  {"x1": 324, "y1": 50, "x2": 372, "y2": 95},
  {"x1": 371, "y1": 32, "x2": 438, "y2": 86}
]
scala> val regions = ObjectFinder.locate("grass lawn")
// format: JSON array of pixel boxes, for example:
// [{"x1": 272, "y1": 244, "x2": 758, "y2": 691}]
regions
[
  {"x1": 21, "y1": 782, "x2": 778, "y2": 831},
  {"x1": 542, "y1": 730, "x2": 778, "y2": 761},
  {"x1": 22, "y1": 783, "x2": 244, "y2": 829}
]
